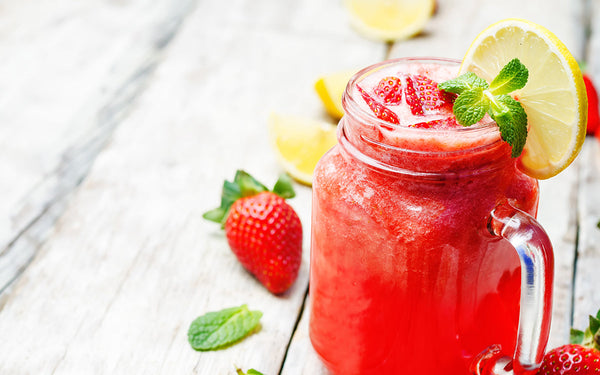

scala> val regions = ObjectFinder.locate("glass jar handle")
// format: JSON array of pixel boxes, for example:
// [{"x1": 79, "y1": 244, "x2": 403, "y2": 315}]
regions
[{"x1": 471, "y1": 201, "x2": 554, "y2": 375}]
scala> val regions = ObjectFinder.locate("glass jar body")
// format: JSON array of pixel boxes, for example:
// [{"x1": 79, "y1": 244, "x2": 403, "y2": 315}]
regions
[{"x1": 308, "y1": 58, "x2": 542, "y2": 375}]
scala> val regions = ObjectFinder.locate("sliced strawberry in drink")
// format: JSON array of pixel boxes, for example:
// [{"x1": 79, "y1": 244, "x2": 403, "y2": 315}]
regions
[
  {"x1": 409, "y1": 119, "x2": 444, "y2": 129},
  {"x1": 374, "y1": 76, "x2": 403, "y2": 105},
  {"x1": 409, "y1": 116, "x2": 461, "y2": 129},
  {"x1": 405, "y1": 74, "x2": 455, "y2": 115},
  {"x1": 357, "y1": 85, "x2": 400, "y2": 125}
]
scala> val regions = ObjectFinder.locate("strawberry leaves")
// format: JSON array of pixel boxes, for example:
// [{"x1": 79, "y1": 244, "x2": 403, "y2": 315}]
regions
[
  {"x1": 439, "y1": 58, "x2": 529, "y2": 157},
  {"x1": 272, "y1": 173, "x2": 295, "y2": 199},
  {"x1": 570, "y1": 308, "x2": 600, "y2": 350},
  {"x1": 203, "y1": 170, "x2": 295, "y2": 225}
]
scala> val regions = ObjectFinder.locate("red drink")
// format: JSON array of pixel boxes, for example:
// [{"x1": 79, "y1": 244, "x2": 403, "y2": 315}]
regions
[{"x1": 309, "y1": 58, "x2": 553, "y2": 375}]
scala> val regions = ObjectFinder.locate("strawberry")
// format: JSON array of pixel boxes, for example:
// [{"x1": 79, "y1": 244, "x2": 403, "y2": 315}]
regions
[
  {"x1": 204, "y1": 170, "x2": 302, "y2": 294},
  {"x1": 537, "y1": 309, "x2": 600, "y2": 374},
  {"x1": 583, "y1": 73, "x2": 600, "y2": 135},
  {"x1": 374, "y1": 76, "x2": 403, "y2": 105},
  {"x1": 409, "y1": 116, "x2": 461, "y2": 129},
  {"x1": 405, "y1": 74, "x2": 455, "y2": 115},
  {"x1": 357, "y1": 85, "x2": 400, "y2": 125}
]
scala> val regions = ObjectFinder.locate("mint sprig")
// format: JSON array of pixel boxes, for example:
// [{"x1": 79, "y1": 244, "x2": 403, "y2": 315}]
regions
[
  {"x1": 439, "y1": 58, "x2": 529, "y2": 157},
  {"x1": 188, "y1": 305, "x2": 263, "y2": 351}
]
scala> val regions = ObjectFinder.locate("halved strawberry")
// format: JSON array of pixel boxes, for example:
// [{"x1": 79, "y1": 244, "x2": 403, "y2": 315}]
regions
[
  {"x1": 374, "y1": 76, "x2": 403, "y2": 105},
  {"x1": 357, "y1": 85, "x2": 400, "y2": 125},
  {"x1": 405, "y1": 74, "x2": 455, "y2": 115},
  {"x1": 204, "y1": 171, "x2": 302, "y2": 295}
]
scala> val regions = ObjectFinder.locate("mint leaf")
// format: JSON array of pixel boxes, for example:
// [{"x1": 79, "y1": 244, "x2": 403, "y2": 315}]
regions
[
  {"x1": 489, "y1": 95, "x2": 528, "y2": 157},
  {"x1": 236, "y1": 369, "x2": 264, "y2": 375},
  {"x1": 188, "y1": 305, "x2": 262, "y2": 351},
  {"x1": 438, "y1": 72, "x2": 489, "y2": 94},
  {"x1": 490, "y1": 58, "x2": 529, "y2": 95},
  {"x1": 453, "y1": 88, "x2": 489, "y2": 126}
]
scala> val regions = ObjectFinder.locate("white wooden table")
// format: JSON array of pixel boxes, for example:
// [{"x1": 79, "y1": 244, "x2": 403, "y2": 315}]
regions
[{"x1": 0, "y1": 1, "x2": 599, "y2": 374}]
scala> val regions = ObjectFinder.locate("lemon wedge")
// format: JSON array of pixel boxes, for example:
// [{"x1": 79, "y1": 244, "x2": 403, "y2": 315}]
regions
[
  {"x1": 344, "y1": 0, "x2": 435, "y2": 41},
  {"x1": 460, "y1": 18, "x2": 587, "y2": 179},
  {"x1": 268, "y1": 113, "x2": 338, "y2": 186},
  {"x1": 315, "y1": 70, "x2": 356, "y2": 120}
]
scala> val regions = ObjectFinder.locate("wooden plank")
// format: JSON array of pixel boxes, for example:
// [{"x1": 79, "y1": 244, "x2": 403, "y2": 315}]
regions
[
  {"x1": 0, "y1": 0, "x2": 196, "y2": 294},
  {"x1": 573, "y1": 139, "x2": 600, "y2": 329},
  {"x1": 281, "y1": 299, "x2": 327, "y2": 375},
  {"x1": 571, "y1": 0, "x2": 600, "y2": 329},
  {"x1": 0, "y1": 0, "x2": 384, "y2": 374}
]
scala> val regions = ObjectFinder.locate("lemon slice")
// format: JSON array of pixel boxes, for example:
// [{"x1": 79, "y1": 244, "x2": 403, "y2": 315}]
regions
[
  {"x1": 460, "y1": 18, "x2": 587, "y2": 179},
  {"x1": 268, "y1": 113, "x2": 338, "y2": 186},
  {"x1": 344, "y1": 0, "x2": 435, "y2": 41},
  {"x1": 315, "y1": 70, "x2": 356, "y2": 119}
]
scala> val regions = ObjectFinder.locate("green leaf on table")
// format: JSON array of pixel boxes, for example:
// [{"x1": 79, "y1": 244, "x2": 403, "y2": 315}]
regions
[
  {"x1": 490, "y1": 58, "x2": 529, "y2": 95},
  {"x1": 188, "y1": 305, "x2": 262, "y2": 351},
  {"x1": 438, "y1": 71, "x2": 489, "y2": 95}
]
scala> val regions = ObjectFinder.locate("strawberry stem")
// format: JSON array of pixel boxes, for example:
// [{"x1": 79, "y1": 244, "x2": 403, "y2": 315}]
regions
[{"x1": 203, "y1": 170, "x2": 296, "y2": 226}]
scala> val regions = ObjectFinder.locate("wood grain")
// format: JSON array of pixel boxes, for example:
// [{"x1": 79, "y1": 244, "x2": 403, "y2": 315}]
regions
[{"x1": 0, "y1": 0, "x2": 196, "y2": 294}]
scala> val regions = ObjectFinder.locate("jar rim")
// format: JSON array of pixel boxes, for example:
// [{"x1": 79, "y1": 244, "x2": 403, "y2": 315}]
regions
[
  {"x1": 343, "y1": 56, "x2": 500, "y2": 138},
  {"x1": 339, "y1": 57, "x2": 513, "y2": 178}
]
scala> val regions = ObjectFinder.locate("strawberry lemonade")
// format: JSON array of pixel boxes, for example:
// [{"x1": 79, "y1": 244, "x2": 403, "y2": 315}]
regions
[{"x1": 309, "y1": 58, "x2": 553, "y2": 375}]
